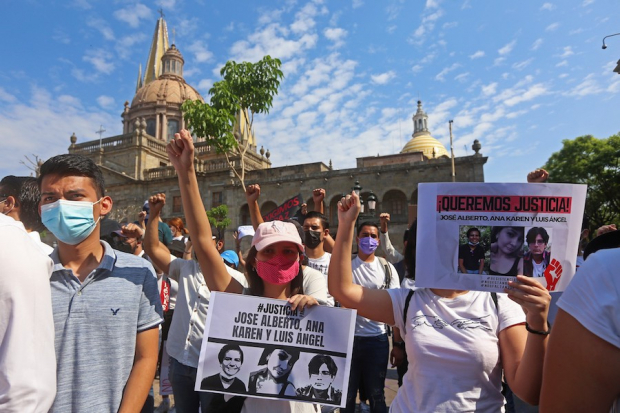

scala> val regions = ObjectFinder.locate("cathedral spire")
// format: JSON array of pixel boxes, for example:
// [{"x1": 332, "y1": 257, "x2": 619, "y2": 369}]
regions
[
  {"x1": 412, "y1": 100, "x2": 429, "y2": 137},
  {"x1": 135, "y1": 64, "x2": 143, "y2": 92},
  {"x1": 143, "y1": 16, "x2": 170, "y2": 85}
]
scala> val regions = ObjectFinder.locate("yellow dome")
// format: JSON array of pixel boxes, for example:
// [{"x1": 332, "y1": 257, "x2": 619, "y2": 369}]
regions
[
  {"x1": 401, "y1": 134, "x2": 449, "y2": 158},
  {"x1": 131, "y1": 76, "x2": 203, "y2": 108}
]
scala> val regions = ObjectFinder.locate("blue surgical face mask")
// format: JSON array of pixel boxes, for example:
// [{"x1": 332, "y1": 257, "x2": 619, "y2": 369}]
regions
[
  {"x1": 358, "y1": 236, "x2": 379, "y2": 255},
  {"x1": 41, "y1": 199, "x2": 102, "y2": 245}
]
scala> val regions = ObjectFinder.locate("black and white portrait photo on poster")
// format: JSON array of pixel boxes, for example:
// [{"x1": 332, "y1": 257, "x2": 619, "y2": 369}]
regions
[
  {"x1": 417, "y1": 182, "x2": 586, "y2": 292},
  {"x1": 195, "y1": 292, "x2": 355, "y2": 407}
]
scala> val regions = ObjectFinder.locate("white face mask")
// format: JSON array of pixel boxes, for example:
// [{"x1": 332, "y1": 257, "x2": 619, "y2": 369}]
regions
[{"x1": 0, "y1": 199, "x2": 14, "y2": 215}]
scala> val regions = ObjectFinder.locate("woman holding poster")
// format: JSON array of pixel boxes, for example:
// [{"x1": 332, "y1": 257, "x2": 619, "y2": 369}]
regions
[
  {"x1": 329, "y1": 192, "x2": 551, "y2": 413},
  {"x1": 165, "y1": 130, "x2": 323, "y2": 413}
]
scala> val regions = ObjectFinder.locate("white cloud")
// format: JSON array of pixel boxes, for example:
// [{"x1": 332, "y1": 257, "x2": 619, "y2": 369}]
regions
[
  {"x1": 503, "y1": 83, "x2": 547, "y2": 106},
  {"x1": 411, "y1": 64, "x2": 423, "y2": 73},
  {"x1": 113, "y1": 4, "x2": 153, "y2": 28},
  {"x1": 512, "y1": 58, "x2": 533, "y2": 70},
  {"x1": 115, "y1": 34, "x2": 147, "y2": 59},
  {"x1": 83, "y1": 49, "x2": 115, "y2": 74},
  {"x1": 0, "y1": 87, "x2": 17, "y2": 103},
  {"x1": 556, "y1": 60, "x2": 568, "y2": 67},
  {"x1": 197, "y1": 79, "x2": 214, "y2": 93},
  {"x1": 96, "y1": 95, "x2": 115, "y2": 109},
  {"x1": 386, "y1": 25, "x2": 397, "y2": 34},
  {"x1": 352, "y1": 0, "x2": 363, "y2": 8},
  {"x1": 324, "y1": 27, "x2": 347, "y2": 48},
  {"x1": 582, "y1": 0, "x2": 594, "y2": 5},
  {"x1": 187, "y1": 41, "x2": 214, "y2": 63},
  {"x1": 565, "y1": 74, "x2": 603, "y2": 96},
  {"x1": 409, "y1": 8, "x2": 444, "y2": 45},
  {"x1": 454, "y1": 72, "x2": 469, "y2": 82},
  {"x1": 546, "y1": 22, "x2": 560, "y2": 31},
  {"x1": 290, "y1": 2, "x2": 326, "y2": 34},
  {"x1": 469, "y1": 50, "x2": 485, "y2": 59},
  {"x1": 498, "y1": 40, "x2": 516, "y2": 56},
  {"x1": 494, "y1": 57, "x2": 506, "y2": 66},
  {"x1": 229, "y1": 23, "x2": 318, "y2": 62},
  {"x1": 435, "y1": 63, "x2": 460, "y2": 81},
  {"x1": 371, "y1": 71, "x2": 396, "y2": 85},
  {"x1": 569, "y1": 28, "x2": 584, "y2": 35},
  {"x1": 540, "y1": 3, "x2": 556, "y2": 10},
  {"x1": 0, "y1": 86, "x2": 119, "y2": 179},
  {"x1": 531, "y1": 38, "x2": 543, "y2": 50},
  {"x1": 87, "y1": 18, "x2": 115, "y2": 41},
  {"x1": 443, "y1": 22, "x2": 458, "y2": 29},
  {"x1": 482, "y1": 82, "x2": 497, "y2": 96},
  {"x1": 155, "y1": 0, "x2": 177, "y2": 8},
  {"x1": 558, "y1": 46, "x2": 574, "y2": 58}
]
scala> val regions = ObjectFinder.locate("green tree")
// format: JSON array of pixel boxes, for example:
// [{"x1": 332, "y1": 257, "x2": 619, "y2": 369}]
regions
[
  {"x1": 181, "y1": 55, "x2": 284, "y2": 191},
  {"x1": 206, "y1": 204, "x2": 232, "y2": 233},
  {"x1": 543, "y1": 134, "x2": 620, "y2": 229}
]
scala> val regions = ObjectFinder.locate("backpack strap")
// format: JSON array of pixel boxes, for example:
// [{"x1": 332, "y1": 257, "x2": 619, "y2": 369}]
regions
[
  {"x1": 491, "y1": 292, "x2": 498, "y2": 310},
  {"x1": 401, "y1": 289, "x2": 415, "y2": 335},
  {"x1": 377, "y1": 257, "x2": 393, "y2": 289}
]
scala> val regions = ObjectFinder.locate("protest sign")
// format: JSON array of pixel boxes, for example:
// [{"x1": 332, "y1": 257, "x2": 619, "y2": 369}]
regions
[
  {"x1": 262, "y1": 194, "x2": 303, "y2": 221},
  {"x1": 237, "y1": 225, "x2": 255, "y2": 239},
  {"x1": 195, "y1": 292, "x2": 356, "y2": 407},
  {"x1": 416, "y1": 182, "x2": 587, "y2": 292}
]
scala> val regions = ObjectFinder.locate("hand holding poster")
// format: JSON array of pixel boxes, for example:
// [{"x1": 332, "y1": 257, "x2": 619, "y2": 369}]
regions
[
  {"x1": 195, "y1": 292, "x2": 356, "y2": 408},
  {"x1": 416, "y1": 183, "x2": 587, "y2": 292}
]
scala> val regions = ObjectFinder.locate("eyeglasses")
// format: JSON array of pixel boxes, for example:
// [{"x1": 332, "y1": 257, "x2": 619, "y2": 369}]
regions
[{"x1": 529, "y1": 240, "x2": 546, "y2": 245}]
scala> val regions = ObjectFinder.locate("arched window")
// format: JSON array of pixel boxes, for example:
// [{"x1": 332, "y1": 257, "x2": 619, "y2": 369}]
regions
[
  {"x1": 260, "y1": 201, "x2": 278, "y2": 220},
  {"x1": 239, "y1": 204, "x2": 250, "y2": 226},
  {"x1": 146, "y1": 118, "x2": 156, "y2": 136},
  {"x1": 383, "y1": 190, "x2": 408, "y2": 222},
  {"x1": 167, "y1": 119, "x2": 179, "y2": 140},
  {"x1": 329, "y1": 196, "x2": 341, "y2": 227}
]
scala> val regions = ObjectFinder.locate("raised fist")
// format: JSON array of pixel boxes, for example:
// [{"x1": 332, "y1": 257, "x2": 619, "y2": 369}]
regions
[
  {"x1": 148, "y1": 193, "x2": 166, "y2": 217},
  {"x1": 544, "y1": 258, "x2": 563, "y2": 291},
  {"x1": 246, "y1": 184, "x2": 261, "y2": 203}
]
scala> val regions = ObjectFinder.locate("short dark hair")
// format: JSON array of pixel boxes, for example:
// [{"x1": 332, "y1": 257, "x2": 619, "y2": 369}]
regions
[
  {"x1": 467, "y1": 227, "x2": 481, "y2": 238},
  {"x1": 308, "y1": 354, "x2": 337, "y2": 377},
  {"x1": 304, "y1": 211, "x2": 329, "y2": 230},
  {"x1": 218, "y1": 344, "x2": 244, "y2": 364},
  {"x1": 357, "y1": 221, "x2": 379, "y2": 235},
  {"x1": 526, "y1": 227, "x2": 549, "y2": 244},
  {"x1": 38, "y1": 154, "x2": 105, "y2": 197},
  {"x1": 257, "y1": 345, "x2": 300, "y2": 367},
  {"x1": 0, "y1": 176, "x2": 45, "y2": 231}
]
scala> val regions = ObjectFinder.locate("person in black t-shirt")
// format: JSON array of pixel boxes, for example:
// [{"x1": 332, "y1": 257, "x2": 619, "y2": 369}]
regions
[{"x1": 458, "y1": 227, "x2": 486, "y2": 274}]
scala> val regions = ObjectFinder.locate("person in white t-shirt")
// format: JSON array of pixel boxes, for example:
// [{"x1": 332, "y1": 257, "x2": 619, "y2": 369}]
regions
[
  {"x1": 541, "y1": 244, "x2": 620, "y2": 412},
  {"x1": 303, "y1": 211, "x2": 334, "y2": 306},
  {"x1": 0, "y1": 175, "x2": 54, "y2": 254},
  {"x1": 329, "y1": 192, "x2": 552, "y2": 413},
  {"x1": 0, "y1": 213, "x2": 56, "y2": 412}
]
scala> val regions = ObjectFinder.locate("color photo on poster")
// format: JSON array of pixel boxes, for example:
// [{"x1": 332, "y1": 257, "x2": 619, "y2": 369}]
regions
[
  {"x1": 195, "y1": 292, "x2": 356, "y2": 407},
  {"x1": 416, "y1": 183, "x2": 587, "y2": 292}
]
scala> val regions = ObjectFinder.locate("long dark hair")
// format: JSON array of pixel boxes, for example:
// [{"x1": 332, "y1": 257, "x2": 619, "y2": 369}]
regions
[
  {"x1": 404, "y1": 220, "x2": 417, "y2": 280},
  {"x1": 245, "y1": 246, "x2": 304, "y2": 297}
]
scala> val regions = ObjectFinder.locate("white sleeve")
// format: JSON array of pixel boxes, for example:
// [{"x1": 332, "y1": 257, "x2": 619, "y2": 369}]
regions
[
  {"x1": 558, "y1": 249, "x2": 620, "y2": 348},
  {"x1": 387, "y1": 288, "x2": 409, "y2": 331},
  {"x1": 302, "y1": 266, "x2": 328, "y2": 304},
  {"x1": 226, "y1": 266, "x2": 248, "y2": 288},
  {"x1": 167, "y1": 258, "x2": 183, "y2": 282},
  {"x1": 379, "y1": 231, "x2": 404, "y2": 264},
  {"x1": 496, "y1": 293, "x2": 526, "y2": 332},
  {"x1": 388, "y1": 262, "x2": 400, "y2": 288},
  {"x1": 0, "y1": 224, "x2": 56, "y2": 412}
]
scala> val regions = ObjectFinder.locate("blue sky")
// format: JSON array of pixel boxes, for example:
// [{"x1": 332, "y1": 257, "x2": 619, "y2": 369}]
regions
[{"x1": 1, "y1": 0, "x2": 619, "y2": 182}]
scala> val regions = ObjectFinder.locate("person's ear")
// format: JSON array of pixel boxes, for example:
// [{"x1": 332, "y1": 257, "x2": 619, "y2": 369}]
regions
[
  {"x1": 99, "y1": 196, "x2": 113, "y2": 216},
  {"x1": 2, "y1": 195, "x2": 16, "y2": 212}
]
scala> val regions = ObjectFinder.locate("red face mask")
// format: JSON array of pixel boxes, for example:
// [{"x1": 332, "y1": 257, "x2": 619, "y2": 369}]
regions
[{"x1": 255, "y1": 254, "x2": 300, "y2": 285}]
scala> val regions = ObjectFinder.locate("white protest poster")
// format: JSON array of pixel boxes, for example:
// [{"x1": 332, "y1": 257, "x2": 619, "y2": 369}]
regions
[
  {"x1": 195, "y1": 292, "x2": 356, "y2": 408},
  {"x1": 416, "y1": 182, "x2": 587, "y2": 292}
]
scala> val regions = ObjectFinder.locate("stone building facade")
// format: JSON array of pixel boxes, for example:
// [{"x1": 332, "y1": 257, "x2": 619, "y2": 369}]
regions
[{"x1": 68, "y1": 17, "x2": 487, "y2": 252}]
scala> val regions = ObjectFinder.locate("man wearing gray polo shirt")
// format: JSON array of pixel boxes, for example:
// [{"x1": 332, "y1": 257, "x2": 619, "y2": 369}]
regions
[{"x1": 38, "y1": 154, "x2": 163, "y2": 412}]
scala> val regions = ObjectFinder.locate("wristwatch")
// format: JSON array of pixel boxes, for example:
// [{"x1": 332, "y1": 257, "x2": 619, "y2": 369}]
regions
[{"x1": 393, "y1": 341, "x2": 405, "y2": 349}]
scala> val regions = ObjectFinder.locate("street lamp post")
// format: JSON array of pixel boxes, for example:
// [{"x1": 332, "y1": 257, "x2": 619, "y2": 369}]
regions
[{"x1": 449, "y1": 120, "x2": 455, "y2": 182}]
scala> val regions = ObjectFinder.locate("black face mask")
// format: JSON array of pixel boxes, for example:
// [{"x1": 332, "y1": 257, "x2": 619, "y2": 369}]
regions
[
  {"x1": 111, "y1": 237, "x2": 134, "y2": 254},
  {"x1": 304, "y1": 230, "x2": 322, "y2": 249}
]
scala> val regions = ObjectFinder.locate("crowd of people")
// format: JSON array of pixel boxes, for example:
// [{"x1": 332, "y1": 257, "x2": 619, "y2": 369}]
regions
[{"x1": 1, "y1": 130, "x2": 618, "y2": 413}]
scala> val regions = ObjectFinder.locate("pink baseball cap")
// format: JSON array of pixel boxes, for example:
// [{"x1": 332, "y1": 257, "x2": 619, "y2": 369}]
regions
[{"x1": 251, "y1": 221, "x2": 304, "y2": 252}]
